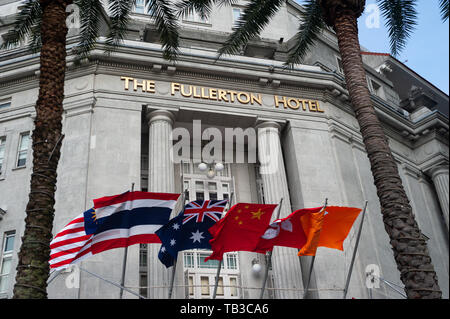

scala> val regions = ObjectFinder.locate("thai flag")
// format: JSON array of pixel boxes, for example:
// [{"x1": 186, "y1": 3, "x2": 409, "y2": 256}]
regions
[
  {"x1": 87, "y1": 191, "x2": 180, "y2": 254},
  {"x1": 49, "y1": 191, "x2": 180, "y2": 270}
]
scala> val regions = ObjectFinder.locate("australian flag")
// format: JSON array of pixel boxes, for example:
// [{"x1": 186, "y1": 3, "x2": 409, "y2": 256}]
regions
[{"x1": 155, "y1": 200, "x2": 228, "y2": 268}]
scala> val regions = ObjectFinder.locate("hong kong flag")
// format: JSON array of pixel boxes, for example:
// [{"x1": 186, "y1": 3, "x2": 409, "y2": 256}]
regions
[
  {"x1": 254, "y1": 206, "x2": 324, "y2": 253},
  {"x1": 205, "y1": 203, "x2": 278, "y2": 261}
]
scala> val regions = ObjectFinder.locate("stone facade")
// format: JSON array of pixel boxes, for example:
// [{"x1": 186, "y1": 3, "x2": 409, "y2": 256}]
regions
[{"x1": 0, "y1": 0, "x2": 448, "y2": 299}]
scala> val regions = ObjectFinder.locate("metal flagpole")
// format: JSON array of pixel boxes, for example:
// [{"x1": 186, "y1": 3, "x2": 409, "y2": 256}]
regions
[
  {"x1": 212, "y1": 191, "x2": 234, "y2": 299},
  {"x1": 303, "y1": 198, "x2": 328, "y2": 299},
  {"x1": 119, "y1": 182, "x2": 135, "y2": 299},
  {"x1": 47, "y1": 269, "x2": 63, "y2": 285},
  {"x1": 168, "y1": 255, "x2": 178, "y2": 299},
  {"x1": 168, "y1": 161, "x2": 187, "y2": 299},
  {"x1": 342, "y1": 200, "x2": 368, "y2": 299},
  {"x1": 259, "y1": 197, "x2": 284, "y2": 299}
]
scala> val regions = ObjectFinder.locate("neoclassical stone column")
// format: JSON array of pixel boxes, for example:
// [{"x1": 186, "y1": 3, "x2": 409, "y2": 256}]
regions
[
  {"x1": 429, "y1": 165, "x2": 449, "y2": 231},
  {"x1": 146, "y1": 109, "x2": 175, "y2": 299},
  {"x1": 256, "y1": 120, "x2": 306, "y2": 299}
]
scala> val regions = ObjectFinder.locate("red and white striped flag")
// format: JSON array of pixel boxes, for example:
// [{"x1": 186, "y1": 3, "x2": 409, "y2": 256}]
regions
[
  {"x1": 49, "y1": 191, "x2": 181, "y2": 270},
  {"x1": 49, "y1": 209, "x2": 94, "y2": 271}
]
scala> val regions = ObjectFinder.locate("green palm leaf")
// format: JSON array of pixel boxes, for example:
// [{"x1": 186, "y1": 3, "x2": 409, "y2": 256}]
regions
[
  {"x1": 285, "y1": 0, "x2": 326, "y2": 67},
  {"x1": 74, "y1": 0, "x2": 104, "y2": 60},
  {"x1": 0, "y1": 0, "x2": 41, "y2": 50},
  {"x1": 176, "y1": 0, "x2": 213, "y2": 20},
  {"x1": 105, "y1": 0, "x2": 133, "y2": 51},
  {"x1": 148, "y1": 0, "x2": 180, "y2": 61},
  {"x1": 217, "y1": 0, "x2": 286, "y2": 58},
  {"x1": 176, "y1": 0, "x2": 237, "y2": 20},
  {"x1": 377, "y1": 0, "x2": 418, "y2": 57},
  {"x1": 439, "y1": 0, "x2": 449, "y2": 21}
]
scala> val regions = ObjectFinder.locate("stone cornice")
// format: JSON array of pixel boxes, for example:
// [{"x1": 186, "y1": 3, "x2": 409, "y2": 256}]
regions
[{"x1": 0, "y1": 40, "x2": 448, "y2": 152}]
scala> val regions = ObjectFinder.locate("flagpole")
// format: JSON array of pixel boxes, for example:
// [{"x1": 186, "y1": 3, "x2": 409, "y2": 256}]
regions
[
  {"x1": 259, "y1": 197, "x2": 284, "y2": 299},
  {"x1": 212, "y1": 191, "x2": 234, "y2": 299},
  {"x1": 342, "y1": 200, "x2": 368, "y2": 299},
  {"x1": 302, "y1": 198, "x2": 328, "y2": 299},
  {"x1": 119, "y1": 182, "x2": 135, "y2": 299},
  {"x1": 168, "y1": 161, "x2": 187, "y2": 299}
]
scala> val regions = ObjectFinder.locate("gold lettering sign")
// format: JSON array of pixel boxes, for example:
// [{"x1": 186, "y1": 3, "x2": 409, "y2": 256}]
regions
[{"x1": 120, "y1": 77, "x2": 324, "y2": 113}]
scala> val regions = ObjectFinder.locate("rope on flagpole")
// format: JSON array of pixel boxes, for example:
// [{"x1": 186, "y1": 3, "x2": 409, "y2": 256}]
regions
[
  {"x1": 168, "y1": 160, "x2": 187, "y2": 299},
  {"x1": 212, "y1": 191, "x2": 234, "y2": 299},
  {"x1": 79, "y1": 266, "x2": 146, "y2": 299},
  {"x1": 342, "y1": 200, "x2": 368, "y2": 299},
  {"x1": 259, "y1": 197, "x2": 284, "y2": 299},
  {"x1": 119, "y1": 182, "x2": 134, "y2": 299},
  {"x1": 302, "y1": 198, "x2": 328, "y2": 299}
]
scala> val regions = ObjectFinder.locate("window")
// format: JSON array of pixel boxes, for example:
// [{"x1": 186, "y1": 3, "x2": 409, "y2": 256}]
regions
[
  {"x1": 0, "y1": 101, "x2": 10, "y2": 109},
  {"x1": 197, "y1": 252, "x2": 223, "y2": 269},
  {"x1": 183, "y1": 180, "x2": 190, "y2": 202},
  {"x1": 184, "y1": 252, "x2": 194, "y2": 268},
  {"x1": 0, "y1": 232, "x2": 15, "y2": 294},
  {"x1": 188, "y1": 276, "x2": 194, "y2": 296},
  {"x1": 184, "y1": 9, "x2": 209, "y2": 24},
  {"x1": 139, "y1": 244, "x2": 147, "y2": 268},
  {"x1": 370, "y1": 80, "x2": 382, "y2": 95},
  {"x1": 336, "y1": 56, "x2": 344, "y2": 74},
  {"x1": 183, "y1": 250, "x2": 239, "y2": 298},
  {"x1": 200, "y1": 276, "x2": 210, "y2": 295},
  {"x1": 16, "y1": 132, "x2": 29, "y2": 167},
  {"x1": 208, "y1": 182, "x2": 217, "y2": 200},
  {"x1": 229, "y1": 277, "x2": 238, "y2": 297},
  {"x1": 139, "y1": 272, "x2": 148, "y2": 298},
  {"x1": 226, "y1": 254, "x2": 238, "y2": 270},
  {"x1": 0, "y1": 137, "x2": 5, "y2": 174},
  {"x1": 134, "y1": 0, "x2": 145, "y2": 13},
  {"x1": 216, "y1": 277, "x2": 224, "y2": 296},
  {"x1": 232, "y1": 8, "x2": 243, "y2": 28},
  {"x1": 368, "y1": 78, "x2": 385, "y2": 99}
]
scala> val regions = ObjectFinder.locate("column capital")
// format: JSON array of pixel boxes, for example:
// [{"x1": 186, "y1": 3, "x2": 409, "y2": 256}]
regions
[
  {"x1": 255, "y1": 119, "x2": 283, "y2": 132},
  {"x1": 146, "y1": 109, "x2": 175, "y2": 126},
  {"x1": 429, "y1": 164, "x2": 449, "y2": 179}
]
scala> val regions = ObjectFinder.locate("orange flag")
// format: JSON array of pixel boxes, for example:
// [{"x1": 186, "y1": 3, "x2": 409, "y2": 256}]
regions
[{"x1": 298, "y1": 206, "x2": 362, "y2": 256}]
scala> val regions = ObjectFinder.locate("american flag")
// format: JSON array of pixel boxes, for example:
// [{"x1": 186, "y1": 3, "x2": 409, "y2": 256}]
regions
[
  {"x1": 49, "y1": 209, "x2": 94, "y2": 270},
  {"x1": 182, "y1": 200, "x2": 228, "y2": 224}
]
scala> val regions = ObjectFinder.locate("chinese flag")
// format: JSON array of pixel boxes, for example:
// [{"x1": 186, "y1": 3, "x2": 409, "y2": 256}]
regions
[
  {"x1": 205, "y1": 203, "x2": 278, "y2": 261},
  {"x1": 298, "y1": 206, "x2": 362, "y2": 256},
  {"x1": 254, "y1": 207, "x2": 324, "y2": 253}
]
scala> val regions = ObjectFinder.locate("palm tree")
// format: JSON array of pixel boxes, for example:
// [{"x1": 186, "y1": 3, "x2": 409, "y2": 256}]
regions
[
  {"x1": 2, "y1": 0, "x2": 179, "y2": 298},
  {"x1": 440, "y1": 0, "x2": 449, "y2": 21},
  {"x1": 178, "y1": 0, "x2": 443, "y2": 298}
]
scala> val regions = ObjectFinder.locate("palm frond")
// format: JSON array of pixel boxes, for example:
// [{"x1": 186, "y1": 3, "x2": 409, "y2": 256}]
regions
[
  {"x1": 217, "y1": 0, "x2": 286, "y2": 58},
  {"x1": 73, "y1": 0, "x2": 104, "y2": 60},
  {"x1": 0, "y1": 0, "x2": 41, "y2": 50},
  {"x1": 175, "y1": 0, "x2": 238, "y2": 21},
  {"x1": 105, "y1": 0, "x2": 133, "y2": 52},
  {"x1": 377, "y1": 0, "x2": 418, "y2": 57},
  {"x1": 176, "y1": 0, "x2": 213, "y2": 21},
  {"x1": 285, "y1": 0, "x2": 325, "y2": 67},
  {"x1": 148, "y1": 0, "x2": 180, "y2": 61},
  {"x1": 28, "y1": 17, "x2": 42, "y2": 53},
  {"x1": 439, "y1": 0, "x2": 449, "y2": 21}
]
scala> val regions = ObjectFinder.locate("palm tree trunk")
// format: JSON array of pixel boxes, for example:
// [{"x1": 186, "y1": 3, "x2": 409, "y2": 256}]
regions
[
  {"x1": 332, "y1": 10, "x2": 442, "y2": 299},
  {"x1": 13, "y1": 0, "x2": 70, "y2": 298}
]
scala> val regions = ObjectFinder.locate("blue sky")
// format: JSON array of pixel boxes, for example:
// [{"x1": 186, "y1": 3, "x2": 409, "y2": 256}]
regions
[
  {"x1": 297, "y1": 0, "x2": 449, "y2": 95},
  {"x1": 358, "y1": 0, "x2": 449, "y2": 94}
]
